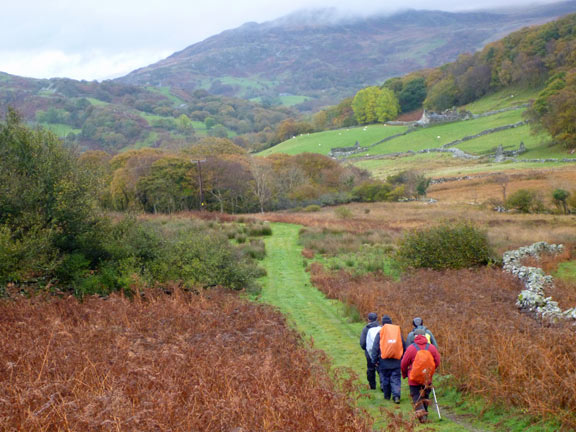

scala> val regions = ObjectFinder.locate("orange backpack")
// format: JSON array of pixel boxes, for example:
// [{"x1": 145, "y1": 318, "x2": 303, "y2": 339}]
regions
[
  {"x1": 379, "y1": 324, "x2": 403, "y2": 360},
  {"x1": 408, "y1": 343, "x2": 436, "y2": 385}
]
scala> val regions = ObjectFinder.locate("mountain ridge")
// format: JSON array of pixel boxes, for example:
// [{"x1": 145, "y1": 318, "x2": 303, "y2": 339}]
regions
[{"x1": 116, "y1": 1, "x2": 576, "y2": 109}]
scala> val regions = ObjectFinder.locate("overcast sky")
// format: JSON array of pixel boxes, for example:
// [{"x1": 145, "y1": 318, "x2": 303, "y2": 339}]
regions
[{"x1": 0, "y1": 0, "x2": 560, "y2": 81}]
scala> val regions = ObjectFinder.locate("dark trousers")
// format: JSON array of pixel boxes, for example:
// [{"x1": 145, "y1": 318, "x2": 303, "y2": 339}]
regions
[
  {"x1": 378, "y1": 366, "x2": 401, "y2": 399},
  {"x1": 365, "y1": 351, "x2": 377, "y2": 389},
  {"x1": 409, "y1": 385, "x2": 431, "y2": 412}
]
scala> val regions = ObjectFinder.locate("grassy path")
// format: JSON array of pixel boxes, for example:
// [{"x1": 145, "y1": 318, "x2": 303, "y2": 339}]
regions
[{"x1": 259, "y1": 223, "x2": 477, "y2": 431}]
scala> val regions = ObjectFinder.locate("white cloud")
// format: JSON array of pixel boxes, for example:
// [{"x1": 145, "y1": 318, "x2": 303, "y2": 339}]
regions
[{"x1": 0, "y1": 49, "x2": 172, "y2": 81}]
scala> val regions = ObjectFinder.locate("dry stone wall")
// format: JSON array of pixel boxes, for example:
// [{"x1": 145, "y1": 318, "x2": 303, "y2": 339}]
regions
[{"x1": 503, "y1": 242, "x2": 576, "y2": 323}]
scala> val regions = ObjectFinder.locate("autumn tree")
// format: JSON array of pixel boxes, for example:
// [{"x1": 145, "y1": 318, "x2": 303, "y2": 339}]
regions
[
  {"x1": 204, "y1": 155, "x2": 255, "y2": 213},
  {"x1": 271, "y1": 119, "x2": 314, "y2": 145},
  {"x1": 529, "y1": 70, "x2": 576, "y2": 150},
  {"x1": 352, "y1": 86, "x2": 399, "y2": 124},
  {"x1": 108, "y1": 149, "x2": 166, "y2": 210},
  {"x1": 136, "y1": 156, "x2": 195, "y2": 213},
  {"x1": 250, "y1": 158, "x2": 276, "y2": 213}
]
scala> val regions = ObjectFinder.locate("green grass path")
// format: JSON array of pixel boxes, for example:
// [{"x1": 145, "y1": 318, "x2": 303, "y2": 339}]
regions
[{"x1": 258, "y1": 223, "x2": 474, "y2": 431}]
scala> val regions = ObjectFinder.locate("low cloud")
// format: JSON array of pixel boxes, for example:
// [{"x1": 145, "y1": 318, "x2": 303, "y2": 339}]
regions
[
  {"x1": 0, "y1": 0, "x2": 565, "y2": 80},
  {"x1": 0, "y1": 49, "x2": 172, "y2": 81}
]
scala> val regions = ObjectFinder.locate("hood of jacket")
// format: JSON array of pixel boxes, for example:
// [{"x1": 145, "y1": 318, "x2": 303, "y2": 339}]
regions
[{"x1": 414, "y1": 334, "x2": 429, "y2": 346}]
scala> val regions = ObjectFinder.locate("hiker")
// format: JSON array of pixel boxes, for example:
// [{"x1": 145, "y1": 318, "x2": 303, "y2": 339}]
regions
[
  {"x1": 401, "y1": 328, "x2": 441, "y2": 423},
  {"x1": 359, "y1": 312, "x2": 381, "y2": 390},
  {"x1": 370, "y1": 315, "x2": 405, "y2": 403},
  {"x1": 406, "y1": 317, "x2": 439, "y2": 349}
]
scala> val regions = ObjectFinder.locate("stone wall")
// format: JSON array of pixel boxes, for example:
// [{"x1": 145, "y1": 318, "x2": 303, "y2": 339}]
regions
[{"x1": 503, "y1": 242, "x2": 576, "y2": 323}]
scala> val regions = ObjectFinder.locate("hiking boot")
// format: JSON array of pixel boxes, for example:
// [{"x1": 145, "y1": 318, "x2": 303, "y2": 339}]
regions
[{"x1": 393, "y1": 396, "x2": 400, "y2": 404}]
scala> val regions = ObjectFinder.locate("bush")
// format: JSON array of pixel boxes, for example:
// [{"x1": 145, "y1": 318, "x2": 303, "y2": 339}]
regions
[
  {"x1": 352, "y1": 182, "x2": 392, "y2": 202},
  {"x1": 148, "y1": 227, "x2": 261, "y2": 291},
  {"x1": 247, "y1": 222, "x2": 272, "y2": 236},
  {"x1": 396, "y1": 222, "x2": 496, "y2": 270},
  {"x1": 242, "y1": 239, "x2": 267, "y2": 260},
  {"x1": 334, "y1": 207, "x2": 352, "y2": 219},
  {"x1": 303, "y1": 204, "x2": 321, "y2": 212},
  {"x1": 506, "y1": 189, "x2": 544, "y2": 213}
]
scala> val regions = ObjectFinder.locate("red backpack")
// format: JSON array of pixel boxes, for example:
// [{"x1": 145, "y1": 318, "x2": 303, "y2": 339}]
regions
[{"x1": 408, "y1": 343, "x2": 436, "y2": 385}]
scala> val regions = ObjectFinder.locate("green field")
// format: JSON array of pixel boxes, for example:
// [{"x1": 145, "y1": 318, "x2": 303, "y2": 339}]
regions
[
  {"x1": 139, "y1": 112, "x2": 210, "y2": 137},
  {"x1": 278, "y1": 94, "x2": 312, "y2": 106},
  {"x1": 258, "y1": 124, "x2": 408, "y2": 156},
  {"x1": 259, "y1": 99, "x2": 575, "y2": 177},
  {"x1": 463, "y1": 87, "x2": 541, "y2": 114},
  {"x1": 86, "y1": 97, "x2": 110, "y2": 106},
  {"x1": 145, "y1": 86, "x2": 187, "y2": 105},
  {"x1": 355, "y1": 110, "x2": 525, "y2": 156},
  {"x1": 38, "y1": 122, "x2": 81, "y2": 137},
  {"x1": 200, "y1": 76, "x2": 278, "y2": 97}
]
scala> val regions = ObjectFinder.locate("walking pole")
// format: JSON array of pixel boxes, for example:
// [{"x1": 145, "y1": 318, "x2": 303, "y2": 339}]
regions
[{"x1": 431, "y1": 386, "x2": 442, "y2": 421}]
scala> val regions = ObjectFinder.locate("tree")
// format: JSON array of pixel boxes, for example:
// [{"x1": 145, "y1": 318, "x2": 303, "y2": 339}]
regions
[
  {"x1": 398, "y1": 77, "x2": 427, "y2": 113},
  {"x1": 204, "y1": 156, "x2": 254, "y2": 213},
  {"x1": 552, "y1": 189, "x2": 570, "y2": 214},
  {"x1": 352, "y1": 87, "x2": 399, "y2": 124},
  {"x1": 250, "y1": 158, "x2": 276, "y2": 213},
  {"x1": 136, "y1": 157, "x2": 195, "y2": 213},
  {"x1": 176, "y1": 114, "x2": 195, "y2": 135},
  {"x1": 0, "y1": 109, "x2": 102, "y2": 285},
  {"x1": 424, "y1": 77, "x2": 459, "y2": 110},
  {"x1": 494, "y1": 174, "x2": 510, "y2": 204}
]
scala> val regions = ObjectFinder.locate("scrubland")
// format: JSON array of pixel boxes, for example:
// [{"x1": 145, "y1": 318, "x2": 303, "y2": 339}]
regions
[
  {"x1": 0, "y1": 289, "x2": 370, "y2": 431},
  {"x1": 309, "y1": 265, "x2": 576, "y2": 429}
]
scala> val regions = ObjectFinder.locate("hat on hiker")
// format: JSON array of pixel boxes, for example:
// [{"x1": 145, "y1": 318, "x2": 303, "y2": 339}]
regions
[
  {"x1": 381, "y1": 314, "x2": 392, "y2": 325},
  {"x1": 368, "y1": 312, "x2": 378, "y2": 322},
  {"x1": 412, "y1": 317, "x2": 423, "y2": 327},
  {"x1": 414, "y1": 328, "x2": 426, "y2": 336}
]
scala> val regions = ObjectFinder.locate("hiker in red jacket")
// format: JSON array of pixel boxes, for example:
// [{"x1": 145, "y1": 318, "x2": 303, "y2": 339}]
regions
[{"x1": 401, "y1": 328, "x2": 441, "y2": 423}]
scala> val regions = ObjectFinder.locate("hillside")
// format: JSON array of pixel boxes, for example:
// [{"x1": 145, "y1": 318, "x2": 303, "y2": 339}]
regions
[
  {"x1": 0, "y1": 72, "x2": 293, "y2": 153},
  {"x1": 260, "y1": 87, "x2": 575, "y2": 179},
  {"x1": 117, "y1": 1, "x2": 576, "y2": 110}
]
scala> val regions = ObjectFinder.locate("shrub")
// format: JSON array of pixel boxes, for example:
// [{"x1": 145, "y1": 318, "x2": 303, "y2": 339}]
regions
[
  {"x1": 506, "y1": 189, "x2": 544, "y2": 213},
  {"x1": 303, "y1": 204, "x2": 321, "y2": 212},
  {"x1": 352, "y1": 182, "x2": 392, "y2": 202},
  {"x1": 247, "y1": 222, "x2": 272, "y2": 236},
  {"x1": 148, "y1": 229, "x2": 260, "y2": 291},
  {"x1": 396, "y1": 222, "x2": 496, "y2": 270},
  {"x1": 334, "y1": 207, "x2": 352, "y2": 219},
  {"x1": 242, "y1": 239, "x2": 267, "y2": 260}
]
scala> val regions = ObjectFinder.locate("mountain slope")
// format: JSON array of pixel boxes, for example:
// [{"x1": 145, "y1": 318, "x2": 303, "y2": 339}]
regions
[
  {"x1": 117, "y1": 1, "x2": 576, "y2": 110},
  {"x1": 0, "y1": 72, "x2": 294, "y2": 153}
]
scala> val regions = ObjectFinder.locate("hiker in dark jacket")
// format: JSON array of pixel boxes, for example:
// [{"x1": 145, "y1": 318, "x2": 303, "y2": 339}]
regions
[
  {"x1": 370, "y1": 315, "x2": 406, "y2": 403},
  {"x1": 359, "y1": 312, "x2": 380, "y2": 390},
  {"x1": 406, "y1": 317, "x2": 439, "y2": 349},
  {"x1": 401, "y1": 329, "x2": 441, "y2": 423}
]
